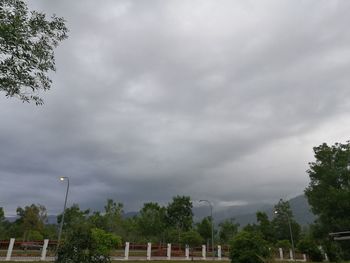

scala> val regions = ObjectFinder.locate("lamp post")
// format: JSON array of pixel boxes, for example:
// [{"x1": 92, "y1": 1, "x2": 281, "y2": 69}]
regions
[
  {"x1": 274, "y1": 210, "x2": 295, "y2": 261},
  {"x1": 199, "y1": 200, "x2": 214, "y2": 259},
  {"x1": 57, "y1": 176, "x2": 69, "y2": 249}
]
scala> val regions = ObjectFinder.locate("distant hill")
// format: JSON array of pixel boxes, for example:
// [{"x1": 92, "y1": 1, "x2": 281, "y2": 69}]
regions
[{"x1": 208, "y1": 195, "x2": 316, "y2": 227}]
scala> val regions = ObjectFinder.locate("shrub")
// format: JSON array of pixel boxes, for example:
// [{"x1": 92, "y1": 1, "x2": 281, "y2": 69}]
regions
[
  {"x1": 230, "y1": 231, "x2": 271, "y2": 263},
  {"x1": 180, "y1": 230, "x2": 203, "y2": 260},
  {"x1": 275, "y1": 239, "x2": 291, "y2": 250},
  {"x1": 56, "y1": 224, "x2": 121, "y2": 263},
  {"x1": 297, "y1": 238, "x2": 323, "y2": 262}
]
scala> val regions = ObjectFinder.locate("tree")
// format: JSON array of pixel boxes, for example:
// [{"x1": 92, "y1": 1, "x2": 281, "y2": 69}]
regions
[
  {"x1": 16, "y1": 204, "x2": 47, "y2": 240},
  {"x1": 0, "y1": 0, "x2": 68, "y2": 105},
  {"x1": 0, "y1": 207, "x2": 4, "y2": 222},
  {"x1": 230, "y1": 231, "x2": 271, "y2": 263},
  {"x1": 166, "y1": 195, "x2": 193, "y2": 240},
  {"x1": 103, "y1": 199, "x2": 123, "y2": 234},
  {"x1": 122, "y1": 216, "x2": 139, "y2": 243},
  {"x1": 136, "y1": 202, "x2": 166, "y2": 242},
  {"x1": 0, "y1": 207, "x2": 9, "y2": 239},
  {"x1": 57, "y1": 204, "x2": 90, "y2": 233},
  {"x1": 196, "y1": 216, "x2": 212, "y2": 245},
  {"x1": 218, "y1": 218, "x2": 239, "y2": 244},
  {"x1": 272, "y1": 199, "x2": 301, "y2": 243},
  {"x1": 256, "y1": 211, "x2": 275, "y2": 244},
  {"x1": 305, "y1": 142, "x2": 350, "y2": 260}
]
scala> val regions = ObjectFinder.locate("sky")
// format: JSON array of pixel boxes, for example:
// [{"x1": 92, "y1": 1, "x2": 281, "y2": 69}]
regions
[{"x1": 1, "y1": 0, "x2": 350, "y2": 216}]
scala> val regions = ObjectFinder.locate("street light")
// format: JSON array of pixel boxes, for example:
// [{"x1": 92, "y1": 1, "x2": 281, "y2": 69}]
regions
[
  {"x1": 199, "y1": 199, "x2": 214, "y2": 260},
  {"x1": 274, "y1": 210, "x2": 295, "y2": 261},
  {"x1": 57, "y1": 176, "x2": 69, "y2": 250}
]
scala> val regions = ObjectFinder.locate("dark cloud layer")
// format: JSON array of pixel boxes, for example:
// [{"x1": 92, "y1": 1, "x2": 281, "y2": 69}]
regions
[{"x1": 1, "y1": 0, "x2": 350, "y2": 215}]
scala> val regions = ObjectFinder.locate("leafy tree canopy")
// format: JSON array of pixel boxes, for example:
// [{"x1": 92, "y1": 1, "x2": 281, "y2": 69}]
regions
[
  {"x1": 137, "y1": 202, "x2": 166, "y2": 241},
  {"x1": 16, "y1": 204, "x2": 47, "y2": 241},
  {"x1": 0, "y1": 207, "x2": 5, "y2": 223},
  {"x1": 305, "y1": 142, "x2": 350, "y2": 232},
  {"x1": 166, "y1": 195, "x2": 193, "y2": 232},
  {"x1": 305, "y1": 141, "x2": 350, "y2": 260},
  {"x1": 0, "y1": 0, "x2": 68, "y2": 104},
  {"x1": 196, "y1": 216, "x2": 212, "y2": 242},
  {"x1": 272, "y1": 199, "x2": 301, "y2": 243},
  {"x1": 256, "y1": 211, "x2": 275, "y2": 244},
  {"x1": 57, "y1": 204, "x2": 90, "y2": 231}
]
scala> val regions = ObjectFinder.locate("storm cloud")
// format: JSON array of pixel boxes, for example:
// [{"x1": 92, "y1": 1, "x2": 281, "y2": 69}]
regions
[{"x1": 1, "y1": 0, "x2": 350, "y2": 215}]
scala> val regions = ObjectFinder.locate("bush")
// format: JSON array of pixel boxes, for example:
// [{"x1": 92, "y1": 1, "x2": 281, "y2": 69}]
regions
[
  {"x1": 180, "y1": 230, "x2": 203, "y2": 260},
  {"x1": 230, "y1": 231, "x2": 271, "y2": 263},
  {"x1": 297, "y1": 238, "x2": 323, "y2": 262},
  {"x1": 56, "y1": 224, "x2": 121, "y2": 263},
  {"x1": 275, "y1": 240, "x2": 291, "y2": 250},
  {"x1": 27, "y1": 230, "x2": 44, "y2": 241}
]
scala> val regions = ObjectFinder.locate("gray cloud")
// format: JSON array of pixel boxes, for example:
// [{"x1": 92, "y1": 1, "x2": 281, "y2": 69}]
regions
[{"x1": 1, "y1": 0, "x2": 350, "y2": 215}]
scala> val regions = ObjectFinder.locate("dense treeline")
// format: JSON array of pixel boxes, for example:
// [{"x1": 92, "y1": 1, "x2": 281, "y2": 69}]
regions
[
  {"x1": 0, "y1": 196, "x2": 305, "y2": 250},
  {"x1": 0, "y1": 196, "x2": 226, "y2": 245}
]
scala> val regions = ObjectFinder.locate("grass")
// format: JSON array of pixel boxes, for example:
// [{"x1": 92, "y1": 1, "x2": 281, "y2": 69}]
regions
[{"x1": 4, "y1": 261, "x2": 340, "y2": 263}]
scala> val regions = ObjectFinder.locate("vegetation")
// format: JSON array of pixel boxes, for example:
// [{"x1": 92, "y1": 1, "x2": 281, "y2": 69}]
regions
[
  {"x1": 0, "y1": 0, "x2": 68, "y2": 104},
  {"x1": 56, "y1": 224, "x2": 121, "y2": 263},
  {"x1": 218, "y1": 218, "x2": 239, "y2": 244},
  {"x1": 297, "y1": 238, "x2": 323, "y2": 262},
  {"x1": 229, "y1": 231, "x2": 271, "y2": 263},
  {"x1": 2, "y1": 140, "x2": 350, "y2": 262},
  {"x1": 305, "y1": 141, "x2": 350, "y2": 261},
  {"x1": 180, "y1": 230, "x2": 203, "y2": 260}
]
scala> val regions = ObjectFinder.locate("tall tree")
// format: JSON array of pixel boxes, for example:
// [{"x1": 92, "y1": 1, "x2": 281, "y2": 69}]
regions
[
  {"x1": 256, "y1": 211, "x2": 275, "y2": 244},
  {"x1": 272, "y1": 199, "x2": 301, "y2": 243},
  {"x1": 196, "y1": 216, "x2": 212, "y2": 244},
  {"x1": 0, "y1": 0, "x2": 68, "y2": 104},
  {"x1": 166, "y1": 195, "x2": 193, "y2": 232},
  {"x1": 103, "y1": 199, "x2": 123, "y2": 234},
  {"x1": 305, "y1": 142, "x2": 350, "y2": 231},
  {"x1": 136, "y1": 202, "x2": 166, "y2": 242},
  {"x1": 0, "y1": 207, "x2": 9, "y2": 239},
  {"x1": 305, "y1": 142, "x2": 350, "y2": 260}
]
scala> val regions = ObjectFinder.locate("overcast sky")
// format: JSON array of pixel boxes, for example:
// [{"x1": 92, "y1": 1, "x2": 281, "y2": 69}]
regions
[{"x1": 1, "y1": 0, "x2": 350, "y2": 216}]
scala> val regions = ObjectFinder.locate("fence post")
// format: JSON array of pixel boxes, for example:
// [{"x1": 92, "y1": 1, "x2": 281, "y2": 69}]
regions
[
  {"x1": 41, "y1": 239, "x2": 49, "y2": 261},
  {"x1": 185, "y1": 245, "x2": 190, "y2": 260},
  {"x1": 303, "y1": 254, "x2": 307, "y2": 261},
  {"x1": 124, "y1": 242, "x2": 129, "y2": 260},
  {"x1": 6, "y1": 238, "x2": 15, "y2": 261},
  {"x1": 289, "y1": 249, "x2": 294, "y2": 260},
  {"x1": 202, "y1": 245, "x2": 206, "y2": 260},
  {"x1": 218, "y1": 245, "x2": 222, "y2": 260},
  {"x1": 147, "y1": 242, "x2": 151, "y2": 260},
  {"x1": 167, "y1": 243, "x2": 171, "y2": 260},
  {"x1": 279, "y1": 248, "x2": 283, "y2": 260}
]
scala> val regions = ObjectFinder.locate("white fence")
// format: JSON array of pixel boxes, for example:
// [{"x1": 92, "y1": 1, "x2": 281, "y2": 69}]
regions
[{"x1": 0, "y1": 238, "x2": 310, "y2": 262}]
